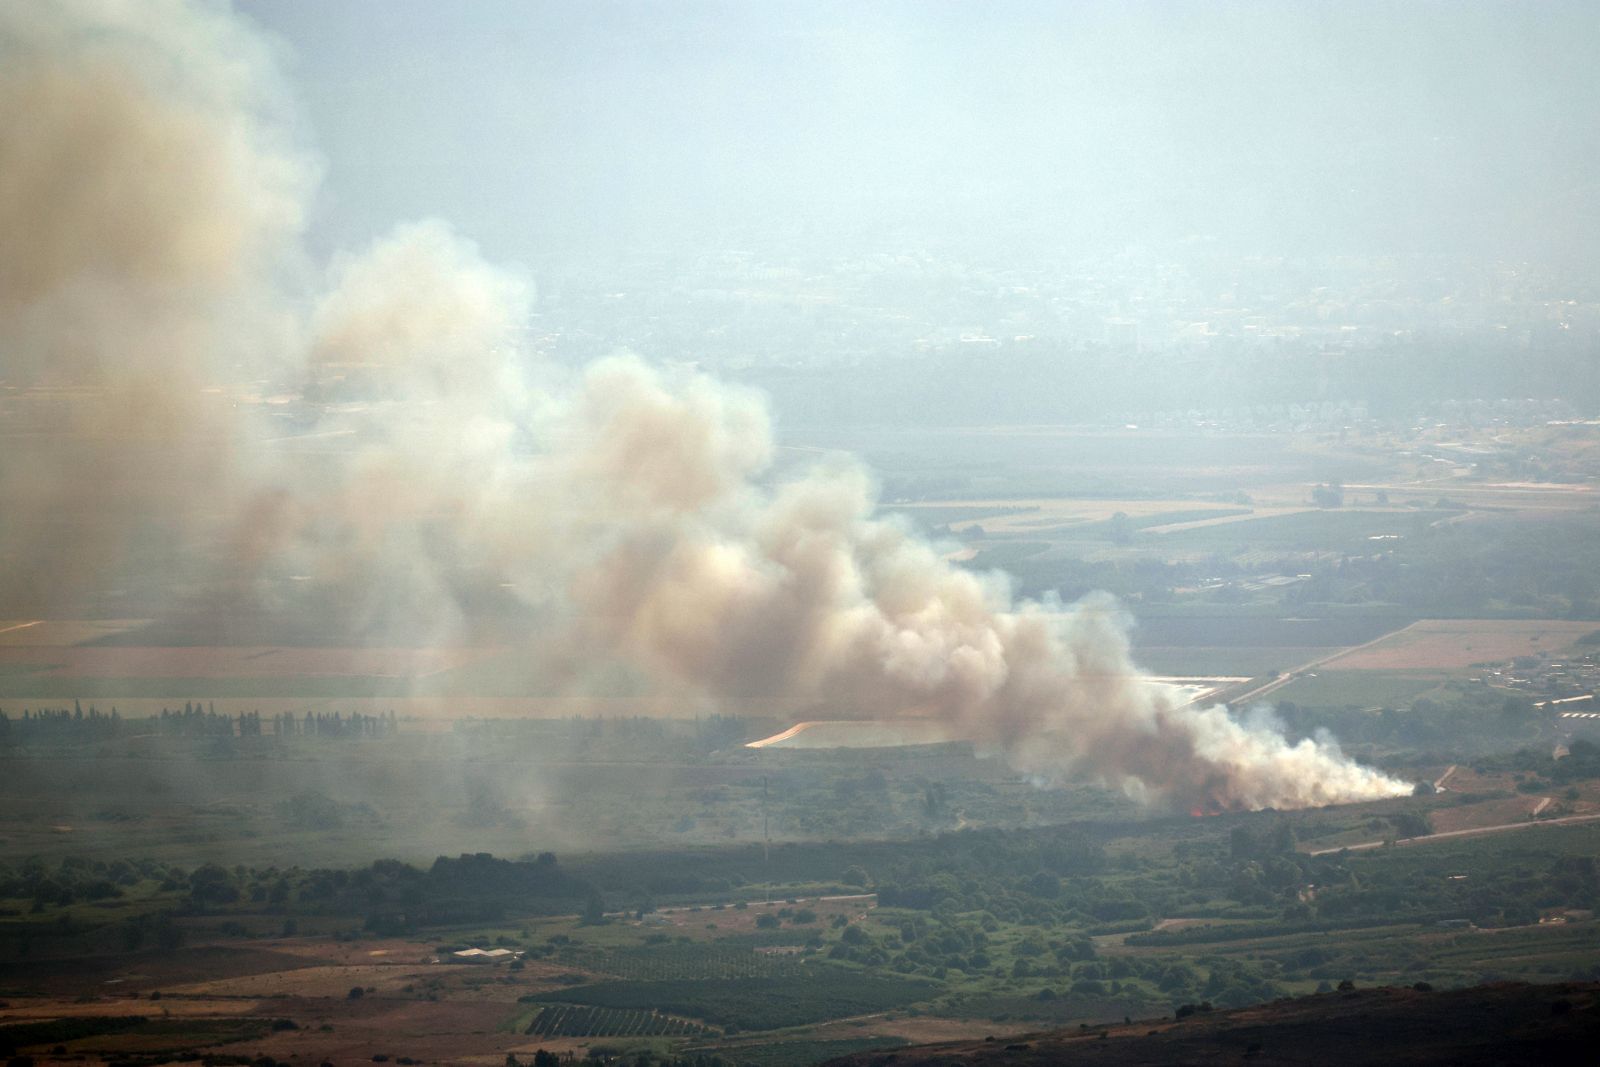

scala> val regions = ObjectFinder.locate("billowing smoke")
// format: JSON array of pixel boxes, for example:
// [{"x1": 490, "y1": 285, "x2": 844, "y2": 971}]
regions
[
  {"x1": 0, "y1": 0, "x2": 312, "y2": 611},
  {"x1": 272, "y1": 219, "x2": 539, "y2": 638},
  {"x1": 536, "y1": 361, "x2": 1411, "y2": 810},
  {"x1": 0, "y1": 1, "x2": 1410, "y2": 812}
]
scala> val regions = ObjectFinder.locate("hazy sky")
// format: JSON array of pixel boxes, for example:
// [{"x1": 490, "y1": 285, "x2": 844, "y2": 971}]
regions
[{"x1": 246, "y1": 0, "x2": 1600, "y2": 266}]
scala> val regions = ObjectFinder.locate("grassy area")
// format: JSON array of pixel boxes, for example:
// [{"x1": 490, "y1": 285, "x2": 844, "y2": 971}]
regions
[{"x1": 1269, "y1": 671, "x2": 1448, "y2": 707}]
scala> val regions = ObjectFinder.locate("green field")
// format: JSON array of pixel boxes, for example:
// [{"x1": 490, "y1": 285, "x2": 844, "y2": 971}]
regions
[{"x1": 1269, "y1": 671, "x2": 1448, "y2": 707}]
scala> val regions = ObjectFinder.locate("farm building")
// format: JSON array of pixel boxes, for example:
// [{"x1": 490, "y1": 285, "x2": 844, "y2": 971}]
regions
[{"x1": 450, "y1": 947, "x2": 516, "y2": 964}]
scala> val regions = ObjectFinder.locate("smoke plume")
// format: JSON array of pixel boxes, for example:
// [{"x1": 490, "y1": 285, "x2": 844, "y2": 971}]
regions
[
  {"x1": 0, "y1": 1, "x2": 1411, "y2": 812},
  {"x1": 0, "y1": 0, "x2": 312, "y2": 611}
]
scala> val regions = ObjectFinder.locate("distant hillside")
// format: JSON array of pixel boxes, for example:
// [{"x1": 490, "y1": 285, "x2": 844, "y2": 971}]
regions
[{"x1": 823, "y1": 981, "x2": 1599, "y2": 1067}]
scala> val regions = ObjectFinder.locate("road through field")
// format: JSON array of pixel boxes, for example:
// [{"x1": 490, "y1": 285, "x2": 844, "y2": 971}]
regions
[
  {"x1": 1308, "y1": 811, "x2": 1600, "y2": 856},
  {"x1": 1223, "y1": 622, "x2": 1418, "y2": 707}
]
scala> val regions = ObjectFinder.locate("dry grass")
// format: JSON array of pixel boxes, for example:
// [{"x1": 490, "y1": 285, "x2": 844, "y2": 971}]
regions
[
  {"x1": 1320, "y1": 620, "x2": 1597, "y2": 671},
  {"x1": 1428, "y1": 795, "x2": 1551, "y2": 835}
]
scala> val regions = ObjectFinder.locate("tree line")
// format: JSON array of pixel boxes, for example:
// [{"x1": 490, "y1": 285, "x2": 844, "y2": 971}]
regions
[{"x1": 0, "y1": 701, "x2": 399, "y2": 745}]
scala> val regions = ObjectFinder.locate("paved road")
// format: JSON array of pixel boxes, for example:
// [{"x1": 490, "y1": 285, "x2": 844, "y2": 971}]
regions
[
  {"x1": 1309, "y1": 811, "x2": 1600, "y2": 856},
  {"x1": 1225, "y1": 622, "x2": 1418, "y2": 707}
]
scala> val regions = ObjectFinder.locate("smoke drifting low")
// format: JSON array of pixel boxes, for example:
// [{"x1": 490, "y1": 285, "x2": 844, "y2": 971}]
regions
[{"x1": 0, "y1": 1, "x2": 1410, "y2": 812}]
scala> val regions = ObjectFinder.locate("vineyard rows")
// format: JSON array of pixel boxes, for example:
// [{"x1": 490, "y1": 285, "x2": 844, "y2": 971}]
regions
[{"x1": 525, "y1": 1005, "x2": 706, "y2": 1038}]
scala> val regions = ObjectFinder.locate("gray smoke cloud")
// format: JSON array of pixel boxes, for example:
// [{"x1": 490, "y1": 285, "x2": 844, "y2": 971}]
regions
[{"x1": 0, "y1": 0, "x2": 1410, "y2": 812}]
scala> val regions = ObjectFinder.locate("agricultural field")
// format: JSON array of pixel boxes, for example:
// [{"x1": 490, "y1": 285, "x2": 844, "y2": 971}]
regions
[
  {"x1": 2, "y1": 434, "x2": 1597, "y2": 1065},
  {"x1": 1143, "y1": 507, "x2": 1457, "y2": 553},
  {"x1": 522, "y1": 1005, "x2": 708, "y2": 1038},
  {"x1": 0, "y1": 639, "x2": 529, "y2": 704},
  {"x1": 531, "y1": 974, "x2": 937, "y2": 1032},
  {"x1": 1121, "y1": 613, "x2": 1408, "y2": 681},
  {"x1": 4, "y1": 757, "x2": 1600, "y2": 1065},
  {"x1": 1319, "y1": 619, "x2": 1599, "y2": 672},
  {"x1": 890, "y1": 499, "x2": 1266, "y2": 538},
  {"x1": 1266, "y1": 671, "x2": 1447, "y2": 708}
]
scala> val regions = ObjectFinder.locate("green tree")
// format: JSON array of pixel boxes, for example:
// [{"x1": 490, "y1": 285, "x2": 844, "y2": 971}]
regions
[{"x1": 188, "y1": 864, "x2": 239, "y2": 907}]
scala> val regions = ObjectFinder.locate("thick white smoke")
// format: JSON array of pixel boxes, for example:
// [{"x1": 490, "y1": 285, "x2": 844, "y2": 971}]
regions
[{"x1": 0, "y1": 1, "x2": 1411, "y2": 811}]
